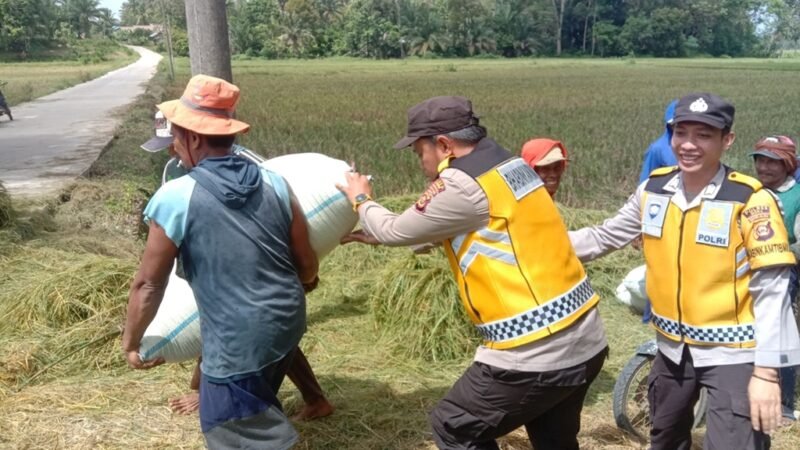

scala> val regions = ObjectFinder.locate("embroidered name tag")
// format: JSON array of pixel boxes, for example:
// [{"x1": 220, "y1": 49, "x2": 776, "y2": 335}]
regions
[
  {"x1": 642, "y1": 195, "x2": 670, "y2": 238},
  {"x1": 695, "y1": 201, "x2": 733, "y2": 247},
  {"x1": 497, "y1": 158, "x2": 543, "y2": 200}
]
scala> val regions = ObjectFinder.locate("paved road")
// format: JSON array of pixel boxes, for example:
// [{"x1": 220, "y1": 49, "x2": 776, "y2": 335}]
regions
[{"x1": 0, "y1": 46, "x2": 162, "y2": 197}]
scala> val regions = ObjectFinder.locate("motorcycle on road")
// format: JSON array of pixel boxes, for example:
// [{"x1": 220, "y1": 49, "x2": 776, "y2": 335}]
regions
[{"x1": 0, "y1": 81, "x2": 13, "y2": 121}]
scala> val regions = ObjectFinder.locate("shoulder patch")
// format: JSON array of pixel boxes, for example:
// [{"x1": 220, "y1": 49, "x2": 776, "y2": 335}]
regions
[
  {"x1": 649, "y1": 165, "x2": 680, "y2": 178},
  {"x1": 415, "y1": 179, "x2": 446, "y2": 213}
]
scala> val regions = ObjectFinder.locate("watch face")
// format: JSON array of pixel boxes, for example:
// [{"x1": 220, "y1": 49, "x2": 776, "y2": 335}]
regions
[{"x1": 355, "y1": 193, "x2": 368, "y2": 202}]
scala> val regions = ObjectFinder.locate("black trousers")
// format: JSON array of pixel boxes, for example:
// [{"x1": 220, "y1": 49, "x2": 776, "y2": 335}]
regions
[
  {"x1": 429, "y1": 347, "x2": 608, "y2": 450},
  {"x1": 647, "y1": 349, "x2": 770, "y2": 450}
]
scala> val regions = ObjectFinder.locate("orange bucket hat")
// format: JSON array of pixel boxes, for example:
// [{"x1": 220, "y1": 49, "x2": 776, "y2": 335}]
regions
[{"x1": 157, "y1": 74, "x2": 250, "y2": 136}]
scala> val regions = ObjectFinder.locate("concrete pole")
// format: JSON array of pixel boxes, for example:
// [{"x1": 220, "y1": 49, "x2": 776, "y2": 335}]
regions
[{"x1": 184, "y1": 0, "x2": 233, "y2": 82}]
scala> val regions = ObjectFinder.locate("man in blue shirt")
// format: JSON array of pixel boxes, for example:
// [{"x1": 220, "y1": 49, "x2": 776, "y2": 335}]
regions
[
  {"x1": 639, "y1": 100, "x2": 679, "y2": 183},
  {"x1": 122, "y1": 75, "x2": 319, "y2": 449}
]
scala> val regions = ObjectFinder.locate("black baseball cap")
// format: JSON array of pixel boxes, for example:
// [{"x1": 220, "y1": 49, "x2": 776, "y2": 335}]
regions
[
  {"x1": 669, "y1": 92, "x2": 735, "y2": 130},
  {"x1": 393, "y1": 96, "x2": 480, "y2": 149}
]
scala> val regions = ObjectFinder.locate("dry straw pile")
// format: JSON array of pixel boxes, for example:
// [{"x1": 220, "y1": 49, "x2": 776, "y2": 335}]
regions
[{"x1": 0, "y1": 180, "x2": 13, "y2": 229}]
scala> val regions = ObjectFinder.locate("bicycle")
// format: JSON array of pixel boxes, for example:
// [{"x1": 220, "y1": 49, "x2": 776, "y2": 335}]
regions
[{"x1": 612, "y1": 339, "x2": 708, "y2": 441}]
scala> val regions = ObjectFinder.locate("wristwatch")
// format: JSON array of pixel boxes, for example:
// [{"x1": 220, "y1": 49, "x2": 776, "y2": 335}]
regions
[{"x1": 352, "y1": 193, "x2": 372, "y2": 211}]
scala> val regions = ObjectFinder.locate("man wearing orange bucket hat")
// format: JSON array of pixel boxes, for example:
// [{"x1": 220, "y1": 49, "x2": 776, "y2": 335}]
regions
[{"x1": 122, "y1": 75, "x2": 319, "y2": 449}]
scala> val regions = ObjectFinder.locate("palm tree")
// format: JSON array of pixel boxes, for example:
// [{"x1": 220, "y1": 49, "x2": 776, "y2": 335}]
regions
[
  {"x1": 316, "y1": 0, "x2": 345, "y2": 23},
  {"x1": 63, "y1": 0, "x2": 101, "y2": 38},
  {"x1": 407, "y1": 32, "x2": 449, "y2": 56},
  {"x1": 92, "y1": 8, "x2": 117, "y2": 38},
  {"x1": 278, "y1": 14, "x2": 315, "y2": 57},
  {"x1": 120, "y1": 0, "x2": 151, "y2": 26},
  {"x1": 403, "y1": 0, "x2": 449, "y2": 56}
]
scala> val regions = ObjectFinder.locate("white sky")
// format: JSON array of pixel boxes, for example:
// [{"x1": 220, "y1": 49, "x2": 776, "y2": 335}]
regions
[{"x1": 99, "y1": 0, "x2": 125, "y2": 17}]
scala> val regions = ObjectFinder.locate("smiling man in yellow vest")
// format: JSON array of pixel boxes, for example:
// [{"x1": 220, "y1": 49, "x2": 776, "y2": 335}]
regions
[
  {"x1": 570, "y1": 93, "x2": 800, "y2": 449},
  {"x1": 338, "y1": 96, "x2": 608, "y2": 450}
]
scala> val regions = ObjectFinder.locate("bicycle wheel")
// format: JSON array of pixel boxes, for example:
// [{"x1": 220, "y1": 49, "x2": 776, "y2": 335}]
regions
[
  {"x1": 613, "y1": 354, "x2": 652, "y2": 441},
  {"x1": 614, "y1": 355, "x2": 709, "y2": 440}
]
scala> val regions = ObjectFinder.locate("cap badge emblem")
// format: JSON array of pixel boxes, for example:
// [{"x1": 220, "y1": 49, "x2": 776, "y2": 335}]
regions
[{"x1": 689, "y1": 98, "x2": 708, "y2": 113}]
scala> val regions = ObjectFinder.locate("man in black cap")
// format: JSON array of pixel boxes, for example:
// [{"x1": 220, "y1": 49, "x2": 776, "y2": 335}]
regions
[
  {"x1": 570, "y1": 92, "x2": 800, "y2": 449},
  {"x1": 339, "y1": 96, "x2": 609, "y2": 449}
]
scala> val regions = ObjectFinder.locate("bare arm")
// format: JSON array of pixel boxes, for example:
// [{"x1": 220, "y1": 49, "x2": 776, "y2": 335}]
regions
[
  {"x1": 122, "y1": 221, "x2": 178, "y2": 368},
  {"x1": 288, "y1": 192, "x2": 319, "y2": 285}
]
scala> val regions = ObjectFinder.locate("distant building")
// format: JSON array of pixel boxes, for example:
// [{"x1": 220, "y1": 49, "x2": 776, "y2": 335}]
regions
[
  {"x1": 119, "y1": 24, "x2": 162, "y2": 33},
  {"x1": 118, "y1": 24, "x2": 163, "y2": 38}
]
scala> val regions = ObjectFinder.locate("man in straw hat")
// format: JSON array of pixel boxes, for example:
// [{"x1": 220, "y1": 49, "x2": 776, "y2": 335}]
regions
[
  {"x1": 138, "y1": 106, "x2": 335, "y2": 422},
  {"x1": 750, "y1": 135, "x2": 800, "y2": 423},
  {"x1": 338, "y1": 96, "x2": 608, "y2": 449},
  {"x1": 570, "y1": 93, "x2": 800, "y2": 448},
  {"x1": 122, "y1": 75, "x2": 319, "y2": 449}
]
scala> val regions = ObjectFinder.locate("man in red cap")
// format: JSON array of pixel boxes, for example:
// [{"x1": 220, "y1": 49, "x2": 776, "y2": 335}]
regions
[
  {"x1": 339, "y1": 96, "x2": 608, "y2": 450},
  {"x1": 123, "y1": 75, "x2": 320, "y2": 449},
  {"x1": 521, "y1": 138, "x2": 568, "y2": 198}
]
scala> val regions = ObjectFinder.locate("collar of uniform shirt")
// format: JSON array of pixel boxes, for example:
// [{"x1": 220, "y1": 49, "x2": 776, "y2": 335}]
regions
[
  {"x1": 775, "y1": 176, "x2": 796, "y2": 193},
  {"x1": 660, "y1": 165, "x2": 727, "y2": 210}
]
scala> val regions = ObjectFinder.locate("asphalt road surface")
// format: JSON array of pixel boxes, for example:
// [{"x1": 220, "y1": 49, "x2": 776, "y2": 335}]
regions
[{"x1": 0, "y1": 46, "x2": 162, "y2": 197}]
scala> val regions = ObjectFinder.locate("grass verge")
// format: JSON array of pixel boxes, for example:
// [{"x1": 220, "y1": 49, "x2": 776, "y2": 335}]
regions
[{"x1": 0, "y1": 43, "x2": 137, "y2": 106}]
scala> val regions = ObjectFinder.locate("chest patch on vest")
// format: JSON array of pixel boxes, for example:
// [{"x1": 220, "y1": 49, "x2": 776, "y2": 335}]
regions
[
  {"x1": 695, "y1": 201, "x2": 733, "y2": 247},
  {"x1": 415, "y1": 179, "x2": 446, "y2": 212},
  {"x1": 497, "y1": 158, "x2": 543, "y2": 200},
  {"x1": 642, "y1": 195, "x2": 670, "y2": 238}
]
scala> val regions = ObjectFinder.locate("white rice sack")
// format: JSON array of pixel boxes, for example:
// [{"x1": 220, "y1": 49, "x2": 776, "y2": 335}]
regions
[
  {"x1": 614, "y1": 282, "x2": 633, "y2": 307},
  {"x1": 138, "y1": 266, "x2": 201, "y2": 363},
  {"x1": 260, "y1": 153, "x2": 358, "y2": 259},
  {"x1": 614, "y1": 265, "x2": 648, "y2": 314},
  {"x1": 139, "y1": 153, "x2": 359, "y2": 363}
]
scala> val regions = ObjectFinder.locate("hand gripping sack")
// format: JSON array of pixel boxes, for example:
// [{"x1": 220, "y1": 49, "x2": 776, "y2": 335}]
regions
[{"x1": 138, "y1": 153, "x2": 359, "y2": 363}]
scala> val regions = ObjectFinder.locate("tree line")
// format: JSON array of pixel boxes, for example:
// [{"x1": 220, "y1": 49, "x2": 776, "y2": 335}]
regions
[
  {"x1": 126, "y1": 0, "x2": 800, "y2": 58},
  {"x1": 3, "y1": 0, "x2": 799, "y2": 59},
  {"x1": 0, "y1": 0, "x2": 117, "y2": 56}
]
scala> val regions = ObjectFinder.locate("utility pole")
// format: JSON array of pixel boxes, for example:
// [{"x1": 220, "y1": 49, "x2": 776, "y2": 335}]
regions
[
  {"x1": 184, "y1": 0, "x2": 233, "y2": 82},
  {"x1": 160, "y1": 0, "x2": 175, "y2": 80}
]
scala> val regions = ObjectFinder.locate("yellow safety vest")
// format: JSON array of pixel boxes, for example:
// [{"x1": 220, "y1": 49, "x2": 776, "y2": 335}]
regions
[
  {"x1": 442, "y1": 139, "x2": 599, "y2": 350},
  {"x1": 642, "y1": 166, "x2": 795, "y2": 348}
]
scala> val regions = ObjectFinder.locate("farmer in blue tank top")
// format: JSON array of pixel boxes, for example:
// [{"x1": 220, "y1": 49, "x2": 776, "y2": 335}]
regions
[
  {"x1": 750, "y1": 135, "x2": 800, "y2": 423},
  {"x1": 122, "y1": 75, "x2": 320, "y2": 449}
]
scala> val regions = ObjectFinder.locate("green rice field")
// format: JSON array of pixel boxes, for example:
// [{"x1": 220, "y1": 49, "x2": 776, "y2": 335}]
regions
[{"x1": 1, "y1": 56, "x2": 799, "y2": 449}]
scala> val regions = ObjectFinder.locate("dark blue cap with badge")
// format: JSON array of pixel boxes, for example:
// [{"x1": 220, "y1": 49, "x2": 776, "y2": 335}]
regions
[{"x1": 669, "y1": 92, "x2": 735, "y2": 130}]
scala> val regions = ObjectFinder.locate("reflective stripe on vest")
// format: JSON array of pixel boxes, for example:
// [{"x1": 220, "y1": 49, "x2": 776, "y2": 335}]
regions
[
  {"x1": 652, "y1": 312, "x2": 755, "y2": 344},
  {"x1": 476, "y1": 277, "x2": 595, "y2": 343},
  {"x1": 453, "y1": 227, "x2": 516, "y2": 275}
]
